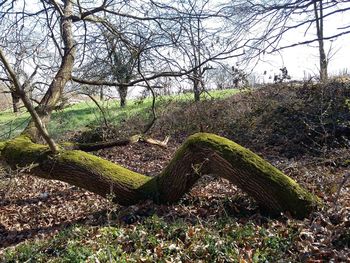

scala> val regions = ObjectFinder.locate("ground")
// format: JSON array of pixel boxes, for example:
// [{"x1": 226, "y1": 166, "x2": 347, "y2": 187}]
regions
[{"x1": 1, "y1": 139, "x2": 349, "y2": 262}]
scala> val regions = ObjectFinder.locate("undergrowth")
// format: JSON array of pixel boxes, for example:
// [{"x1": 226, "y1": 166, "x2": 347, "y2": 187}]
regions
[
  {"x1": 0, "y1": 89, "x2": 239, "y2": 140},
  {"x1": 169, "y1": 81, "x2": 349, "y2": 158},
  {"x1": 2, "y1": 215, "x2": 297, "y2": 262},
  {"x1": 82, "y1": 80, "x2": 350, "y2": 158}
]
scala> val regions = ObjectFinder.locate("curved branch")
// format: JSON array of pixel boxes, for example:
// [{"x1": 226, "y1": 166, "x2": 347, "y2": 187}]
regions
[
  {"x1": 0, "y1": 133, "x2": 321, "y2": 218},
  {"x1": 80, "y1": 92, "x2": 109, "y2": 128}
]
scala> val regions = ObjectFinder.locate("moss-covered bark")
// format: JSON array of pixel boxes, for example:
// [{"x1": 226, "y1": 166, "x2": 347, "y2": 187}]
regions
[
  {"x1": 0, "y1": 133, "x2": 320, "y2": 218},
  {"x1": 158, "y1": 133, "x2": 320, "y2": 217},
  {"x1": 0, "y1": 141, "x2": 6, "y2": 152}
]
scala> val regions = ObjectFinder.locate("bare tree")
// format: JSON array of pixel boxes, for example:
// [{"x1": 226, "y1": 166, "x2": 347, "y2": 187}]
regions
[
  {"x1": 313, "y1": 0, "x2": 327, "y2": 81},
  {"x1": 75, "y1": 27, "x2": 139, "y2": 107},
  {"x1": 149, "y1": 0, "x2": 246, "y2": 101},
  {"x1": 225, "y1": 0, "x2": 350, "y2": 81}
]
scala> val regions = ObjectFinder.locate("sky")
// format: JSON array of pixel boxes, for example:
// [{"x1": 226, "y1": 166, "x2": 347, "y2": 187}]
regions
[
  {"x1": 253, "y1": 6, "x2": 350, "y2": 82},
  {"x1": 2, "y1": 0, "x2": 350, "y2": 95}
]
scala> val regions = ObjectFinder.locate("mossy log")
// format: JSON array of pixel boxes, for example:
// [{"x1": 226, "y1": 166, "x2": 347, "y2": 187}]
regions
[{"x1": 0, "y1": 133, "x2": 320, "y2": 218}]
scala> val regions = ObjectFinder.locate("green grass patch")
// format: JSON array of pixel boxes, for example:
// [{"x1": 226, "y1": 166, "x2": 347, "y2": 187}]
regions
[{"x1": 0, "y1": 89, "x2": 240, "y2": 140}]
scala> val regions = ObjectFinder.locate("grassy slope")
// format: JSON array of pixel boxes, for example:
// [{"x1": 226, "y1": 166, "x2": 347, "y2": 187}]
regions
[{"x1": 0, "y1": 89, "x2": 239, "y2": 140}]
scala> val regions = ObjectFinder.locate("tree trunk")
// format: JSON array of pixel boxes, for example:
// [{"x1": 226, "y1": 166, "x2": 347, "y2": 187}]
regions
[
  {"x1": 11, "y1": 91, "x2": 20, "y2": 113},
  {"x1": 193, "y1": 78, "x2": 200, "y2": 102},
  {"x1": 314, "y1": 0, "x2": 328, "y2": 82},
  {"x1": 99, "y1": 87, "x2": 104, "y2": 101},
  {"x1": 118, "y1": 86, "x2": 128, "y2": 107},
  {"x1": 25, "y1": 0, "x2": 76, "y2": 140},
  {"x1": 0, "y1": 133, "x2": 320, "y2": 218}
]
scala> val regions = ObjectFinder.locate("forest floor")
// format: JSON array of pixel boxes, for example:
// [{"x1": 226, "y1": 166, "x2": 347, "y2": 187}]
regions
[{"x1": 0, "y1": 81, "x2": 349, "y2": 262}]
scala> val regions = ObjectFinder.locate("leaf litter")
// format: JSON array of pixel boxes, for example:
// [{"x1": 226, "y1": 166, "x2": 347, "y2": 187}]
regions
[{"x1": 0, "y1": 139, "x2": 349, "y2": 262}]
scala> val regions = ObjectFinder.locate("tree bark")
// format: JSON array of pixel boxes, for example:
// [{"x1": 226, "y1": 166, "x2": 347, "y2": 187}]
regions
[
  {"x1": 314, "y1": 0, "x2": 328, "y2": 82},
  {"x1": 11, "y1": 91, "x2": 20, "y2": 113},
  {"x1": 66, "y1": 134, "x2": 168, "y2": 152},
  {"x1": 118, "y1": 86, "x2": 128, "y2": 107},
  {"x1": 0, "y1": 133, "x2": 320, "y2": 218},
  {"x1": 25, "y1": 0, "x2": 76, "y2": 140},
  {"x1": 192, "y1": 68, "x2": 201, "y2": 102},
  {"x1": 99, "y1": 87, "x2": 104, "y2": 101}
]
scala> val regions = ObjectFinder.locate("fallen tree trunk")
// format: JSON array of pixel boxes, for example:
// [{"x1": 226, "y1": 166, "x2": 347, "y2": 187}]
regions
[
  {"x1": 66, "y1": 135, "x2": 170, "y2": 152},
  {"x1": 0, "y1": 133, "x2": 320, "y2": 218}
]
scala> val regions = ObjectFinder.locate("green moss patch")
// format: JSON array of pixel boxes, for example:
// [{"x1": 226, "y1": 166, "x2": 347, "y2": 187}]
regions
[
  {"x1": 2, "y1": 135, "x2": 49, "y2": 167},
  {"x1": 57, "y1": 150, "x2": 152, "y2": 190},
  {"x1": 184, "y1": 133, "x2": 321, "y2": 217}
]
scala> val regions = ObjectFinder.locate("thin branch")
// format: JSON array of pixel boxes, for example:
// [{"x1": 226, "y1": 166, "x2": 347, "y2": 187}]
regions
[
  {"x1": 80, "y1": 92, "x2": 109, "y2": 128},
  {"x1": 270, "y1": 30, "x2": 350, "y2": 53},
  {"x1": 136, "y1": 47, "x2": 157, "y2": 134},
  {"x1": 0, "y1": 48, "x2": 58, "y2": 153},
  {"x1": 334, "y1": 173, "x2": 350, "y2": 209}
]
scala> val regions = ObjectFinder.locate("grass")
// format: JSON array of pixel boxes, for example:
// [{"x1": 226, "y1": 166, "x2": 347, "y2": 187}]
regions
[
  {"x1": 1, "y1": 215, "x2": 297, "y2": 262},
  {"x1": 0, "y1": 89, "x2": 240, "y2": 140}
]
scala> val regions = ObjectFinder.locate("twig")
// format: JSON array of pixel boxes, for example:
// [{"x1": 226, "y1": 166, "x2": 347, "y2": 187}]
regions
[
  {"x1": 81, "y1": 92, "x2": 109, "y2": 128},
  {"x1": 334, "y1": 172, "x2": 350, "y2": 209},
  {"x1": 136, "y1": 48, "x2": 157, "y2": 134},
  {"x1": 141, "y1": 135, "x2": 170, "y2": 148}
]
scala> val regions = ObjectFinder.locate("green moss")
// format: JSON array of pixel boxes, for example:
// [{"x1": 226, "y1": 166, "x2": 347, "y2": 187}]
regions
[
  {"x1": 60, "y1": 141, "x2": 76, "y2": 150},
  {"x1": 1, "y1": 132, "x2": 319, "y2": 218},
  {"x1": 184, "y1": 133, "x2": 321, "y2": 217},
  {"x1": 2, "y1": 135, "x2": 49, "y2": 167},
  {"x1": 57, "y1": 150, "x2": 154, "y2": 190},
  {"x1": 0, "y1": 141, "x2": 6, "y2": 152}
]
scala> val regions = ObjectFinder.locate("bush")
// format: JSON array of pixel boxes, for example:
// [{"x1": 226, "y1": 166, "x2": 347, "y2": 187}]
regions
[
  {"x1": 78, "y1": 80, "x2": 350, "y2": 158},
  {"x1": 151, "y1": 81, "x2": 350, "y2": 157}
]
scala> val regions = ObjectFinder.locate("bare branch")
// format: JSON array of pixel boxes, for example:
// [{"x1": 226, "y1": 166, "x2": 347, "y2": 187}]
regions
[{"x1": 0, "y1": 48, "x2": 59, "y2": 152}]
